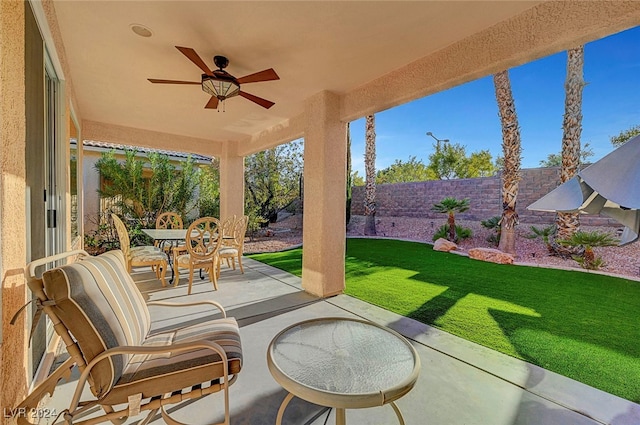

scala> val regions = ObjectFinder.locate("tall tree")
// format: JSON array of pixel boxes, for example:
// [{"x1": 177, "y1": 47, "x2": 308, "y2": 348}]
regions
[
  {"x1": 245, "y1": 140, "x2": 303, "y2": 224},
  {"x1": 539, "y1": 142, "x2": 593, "y2": 167},
  {"x1": 493, "y1": 70, "x2": 522, "y2": 255},
  {"x1": 556, "y1": 46, "x2": 585, "y2": 242},
  {"x1": 427, "y1": 143, "x2": 496, "y2": 179},
  {"x1": 610, "y1": 124, "x2": 640, "y2": 148},
  {"x1": 364, "y1": 115, "x2": 377, "y2": 236},
  {"x1": 376, "y1": 156, "x2": 435, "y2": 184}
]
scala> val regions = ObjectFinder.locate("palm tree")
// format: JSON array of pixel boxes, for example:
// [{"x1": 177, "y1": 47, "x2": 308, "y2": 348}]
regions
[
  {"x1": 558, "y1": 230, "x2": 618, "y2": 270},
  {"x1": 364, "y1": 115, "x2": 377, "y2": 236},
  {"x1": 556, "y1": 46, "x2": 585, "y2": 242},
  {"x1": 431, "y1": 197, "x2": 470, "y2": 242},
  {"x1": 493, "y1": 70, "x2": 522, "y2": 255}
]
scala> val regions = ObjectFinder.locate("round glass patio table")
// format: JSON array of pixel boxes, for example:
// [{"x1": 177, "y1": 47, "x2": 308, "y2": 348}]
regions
[{"x1": 267, "y1": 317, "x2": 420, "y2": 425}]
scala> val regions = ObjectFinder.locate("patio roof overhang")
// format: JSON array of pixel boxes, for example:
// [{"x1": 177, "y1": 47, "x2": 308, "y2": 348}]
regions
[{"x1": 47, "y1": 1, "x2": 640, "y2": 158}]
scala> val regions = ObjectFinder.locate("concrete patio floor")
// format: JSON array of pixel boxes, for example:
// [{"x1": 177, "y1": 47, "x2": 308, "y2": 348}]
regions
[{"x1": 42, "y1": 258, "x2": 639, "y2": 425}]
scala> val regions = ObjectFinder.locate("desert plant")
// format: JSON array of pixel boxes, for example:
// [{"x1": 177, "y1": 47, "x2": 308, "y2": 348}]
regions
[
  {"x1": 433, "y1": 224, "x2": 472, "y2": 242},
  {"x1": 431, "y1": 197, "x2": 470, "y2": 242},
  {"x1": 83, "y1": 212, "x2": 120, "y2": 255},
  {"x1": 525, "y1": 224, "x2": 557, "y2": 254},
  {"x1": 557, "y1": 230, "x2": 618, "y2": 270},
  {"x1": 246, "y1": 206, "x2": 269, "y2": 241},
  {"x1": 481, "y1": 216, "x2": 501, "y2": 246},
  {"x1": 95, "y1": 150, "x2": 200, "y2": 229}
]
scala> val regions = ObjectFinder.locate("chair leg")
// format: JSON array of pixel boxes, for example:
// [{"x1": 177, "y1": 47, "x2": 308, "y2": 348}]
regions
[
  {"x1": 159, "y1": 261, "x2": 167, "y2": 287},
  {"x1": 188, "y1": 265, "x2": 196, "y2": 294},
  {"x1": 173, "y1": 265, "x2": 181, "y2": 287},
  {"x1": 237, "y1": 254, "x2": 244, "y2": 274},
  {"x1": 213, "y1": 260, "x2": 220, "y2": 290}
]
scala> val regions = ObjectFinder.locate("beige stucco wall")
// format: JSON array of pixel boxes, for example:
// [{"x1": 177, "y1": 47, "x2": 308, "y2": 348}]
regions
[
  {"x1": 83, "y1": 120, "x2": 224, "y2": 159},
  {"x1": 342, "y1": 1, "x2": 640, "y2": 120},
  {"x1": 0, "y1": 0, "x2": 28, "y2": 419}
]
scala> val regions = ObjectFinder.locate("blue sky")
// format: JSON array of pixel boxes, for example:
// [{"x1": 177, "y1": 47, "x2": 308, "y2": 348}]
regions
[{"x1": 349, "y1": 25, "x2": 640, "y2": 176}]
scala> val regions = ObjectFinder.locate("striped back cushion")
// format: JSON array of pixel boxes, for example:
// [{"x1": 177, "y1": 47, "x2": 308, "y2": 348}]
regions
[{"x1": 42, "y1": 249, "x2": 151, "y2": 397}]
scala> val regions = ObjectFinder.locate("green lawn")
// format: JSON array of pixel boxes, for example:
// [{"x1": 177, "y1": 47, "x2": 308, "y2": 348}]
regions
[{"x1": 249, "y1": 238, "x2": 640, "y2": 402}]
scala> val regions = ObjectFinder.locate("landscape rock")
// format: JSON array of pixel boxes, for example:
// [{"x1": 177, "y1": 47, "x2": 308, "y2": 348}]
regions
[
  {"x1": 468, "y1": 247, "x2": 514, "y2": 264},
  {"x1": 433, "y1": 238, "x2": 457, "y2": 252}
]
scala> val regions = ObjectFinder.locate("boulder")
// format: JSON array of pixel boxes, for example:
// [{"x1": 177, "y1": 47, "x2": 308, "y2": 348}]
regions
[
  {"x1": 468, "y1": 247, "x2": 514, "y2": 264},
  {"x1": 433, "y1": 238, "x2": 457, "y2": 252}
]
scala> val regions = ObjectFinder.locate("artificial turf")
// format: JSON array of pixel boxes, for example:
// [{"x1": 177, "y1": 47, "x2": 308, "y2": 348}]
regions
[{"x1": 249, "y1": 238, "x2": 640, "y2": 402}]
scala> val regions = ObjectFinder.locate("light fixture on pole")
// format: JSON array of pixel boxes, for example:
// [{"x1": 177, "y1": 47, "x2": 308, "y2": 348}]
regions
[{"x1": 426, "y1": 132, "x2": 449, "y2": 151}]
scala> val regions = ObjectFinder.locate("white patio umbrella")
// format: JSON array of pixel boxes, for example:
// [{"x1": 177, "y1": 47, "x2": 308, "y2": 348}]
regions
[{"x1": 527, "y1": 134, "x2": 640, "y2": 245}]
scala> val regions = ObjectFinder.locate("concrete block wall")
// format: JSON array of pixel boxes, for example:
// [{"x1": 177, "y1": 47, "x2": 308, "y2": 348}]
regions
[{"x1": 351, "y1": 167, "x2": 619, "y2": 226}]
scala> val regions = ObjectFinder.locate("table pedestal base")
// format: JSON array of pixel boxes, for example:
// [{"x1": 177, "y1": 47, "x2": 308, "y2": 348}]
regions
[{"x1": 275, "y1": 392, "x2": 405, "y2": 425}]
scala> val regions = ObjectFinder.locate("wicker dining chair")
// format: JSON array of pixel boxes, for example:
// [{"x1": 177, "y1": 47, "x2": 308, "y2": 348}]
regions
[
  {"x1": 111, "y1": 213, "x2": 167, "y2": 286},
  {"x1": 175, "y1": 217, "x2": 223, "y2": 294},
  {"x1": 156, "y1": 211, "x2": 187, "y2": 260},
  {"x1": 219, "y1": 215, "x2": 249, "y2": 275}
]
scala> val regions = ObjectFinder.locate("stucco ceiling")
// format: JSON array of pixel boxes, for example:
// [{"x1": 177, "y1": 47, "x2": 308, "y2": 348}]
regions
[{"x1": 52, "y1": 1, "x2": 542, "y2": 146}]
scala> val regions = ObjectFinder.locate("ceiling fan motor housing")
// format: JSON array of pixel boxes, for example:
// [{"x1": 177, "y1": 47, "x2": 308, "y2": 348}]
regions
[{"x1": 213, "y1": 55, "x2": 230, "y2": 69}]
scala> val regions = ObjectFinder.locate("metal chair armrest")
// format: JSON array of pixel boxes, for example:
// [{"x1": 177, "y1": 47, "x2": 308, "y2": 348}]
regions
[
  {"x1": 70, "y1": 340, "x2": 231, "y2": 417},
  {"x1": 26, "y1": 249, "x2": 90, "y2": 278},
  {"x1": 146, "y1": 300, "x2": 226, "y2": 317}
]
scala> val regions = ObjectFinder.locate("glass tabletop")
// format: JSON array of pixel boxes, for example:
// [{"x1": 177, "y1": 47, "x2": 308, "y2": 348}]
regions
[{"x1": 268, "y1": 317, "x2": 418, "y2": 404}]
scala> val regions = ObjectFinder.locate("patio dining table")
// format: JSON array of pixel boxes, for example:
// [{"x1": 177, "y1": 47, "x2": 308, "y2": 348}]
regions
[
  {"x1": 142, "y1": 228, "x2": 232, "y2": 284},
  {"x1": 142, "y1": 228, "x2": 192, "y2": 284}
]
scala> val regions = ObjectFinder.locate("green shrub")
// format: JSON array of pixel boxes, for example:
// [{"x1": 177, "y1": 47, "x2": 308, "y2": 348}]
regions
[
  {"x1": 558, "y1": 230, "x2": 618, "y2": 270},
  {"x1": 481, "y1": 216, "x2": 501, "y2": 246},
  {"x1": 433, "y1": 224, "x2": 472, "y2": 242},
  {"x1": 525, "y1": 224, "x2": 557, "y2": 253}
]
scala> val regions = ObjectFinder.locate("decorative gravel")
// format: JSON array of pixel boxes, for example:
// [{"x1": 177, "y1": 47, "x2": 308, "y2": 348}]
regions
[{"x1": 245, "y1": 214, "x2": 640, "y2": 281}]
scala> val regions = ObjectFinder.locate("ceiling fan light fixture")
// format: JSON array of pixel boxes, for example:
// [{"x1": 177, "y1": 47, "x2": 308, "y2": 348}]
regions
[{"x1": 202, "y1": 76, "x2": 240, "y2": 100}]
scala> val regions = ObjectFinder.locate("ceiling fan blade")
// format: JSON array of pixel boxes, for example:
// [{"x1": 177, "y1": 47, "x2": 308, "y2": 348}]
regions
[
  {"x1": 148, "y1": 78, "x2": 200, "y2": 85},
  {"x1": 236, "y1": 68, "x2": 280, "y2": 85},
  {"x1": 205, "y1": 96, "x2": 219, "y2": 109},
  {"x1": 175, "y1": 46, "x2": 213, "y2": 75},
  {"x1": 239, "y1": 91, "x2": 275, "y2": 109}
]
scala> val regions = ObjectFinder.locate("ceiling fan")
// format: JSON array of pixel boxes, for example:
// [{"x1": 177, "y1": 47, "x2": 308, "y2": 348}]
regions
[{"x1": 148, "y1": 46, "x2": 279, "y2": 110}]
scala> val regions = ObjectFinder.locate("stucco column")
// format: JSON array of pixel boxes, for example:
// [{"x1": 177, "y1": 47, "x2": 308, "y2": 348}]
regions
[
  {"x1": 0, "y1": 0, "x2": 28, "y2": 415},
  {"x1": 218, "y1": 141, "x2": 245, "y2": 221},
  {"x1": 302, "y1": 91, "x2": 347, "y2": 297}
]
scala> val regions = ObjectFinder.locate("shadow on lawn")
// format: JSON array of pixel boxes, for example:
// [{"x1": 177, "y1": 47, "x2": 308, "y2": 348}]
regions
[{"x1": 344, "y1": 239, "x2": 640, "y2": 401}]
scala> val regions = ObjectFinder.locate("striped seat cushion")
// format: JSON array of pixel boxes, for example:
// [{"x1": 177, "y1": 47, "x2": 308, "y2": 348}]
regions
[
  {"x1": 102, "y1": 317, "x2": 243, "y2": 404},
  {"x1": 42, "y1": 250, "x2": 151, "y2": 398}
]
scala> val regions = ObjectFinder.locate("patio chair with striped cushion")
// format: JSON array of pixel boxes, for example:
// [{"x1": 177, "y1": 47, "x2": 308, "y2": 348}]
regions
[
  {"x1": 112, "y1": 213, "x2": 168, "y2": 286},
  {"x1": 13, "y1": 249, "x2": 242, "y2": 425}
]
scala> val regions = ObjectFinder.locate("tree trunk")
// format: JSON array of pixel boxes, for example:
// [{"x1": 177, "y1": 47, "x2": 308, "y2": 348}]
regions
[
  {"x1": 448, "y1": 212, "x2": 456, "y2": 241},
  {"x1": 364, "y1": 115, "x2": 377, "y2": 236},
  {"x1": 556, "y1": 46, "x2": 585, "y2": 242},
  {"x1": 493, "y1": 70, "x2": 522, "y2": 255}
]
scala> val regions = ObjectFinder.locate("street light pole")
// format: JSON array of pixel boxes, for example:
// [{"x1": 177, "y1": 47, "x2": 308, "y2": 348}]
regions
[{"x1": 426, "y1": 131, "x2": 449, "y2": 152}]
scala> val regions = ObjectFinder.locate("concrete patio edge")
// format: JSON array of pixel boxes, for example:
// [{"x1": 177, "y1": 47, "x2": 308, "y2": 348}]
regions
[{"x1": 324, "y1": 293, "x2": 640, "y2": 425}]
